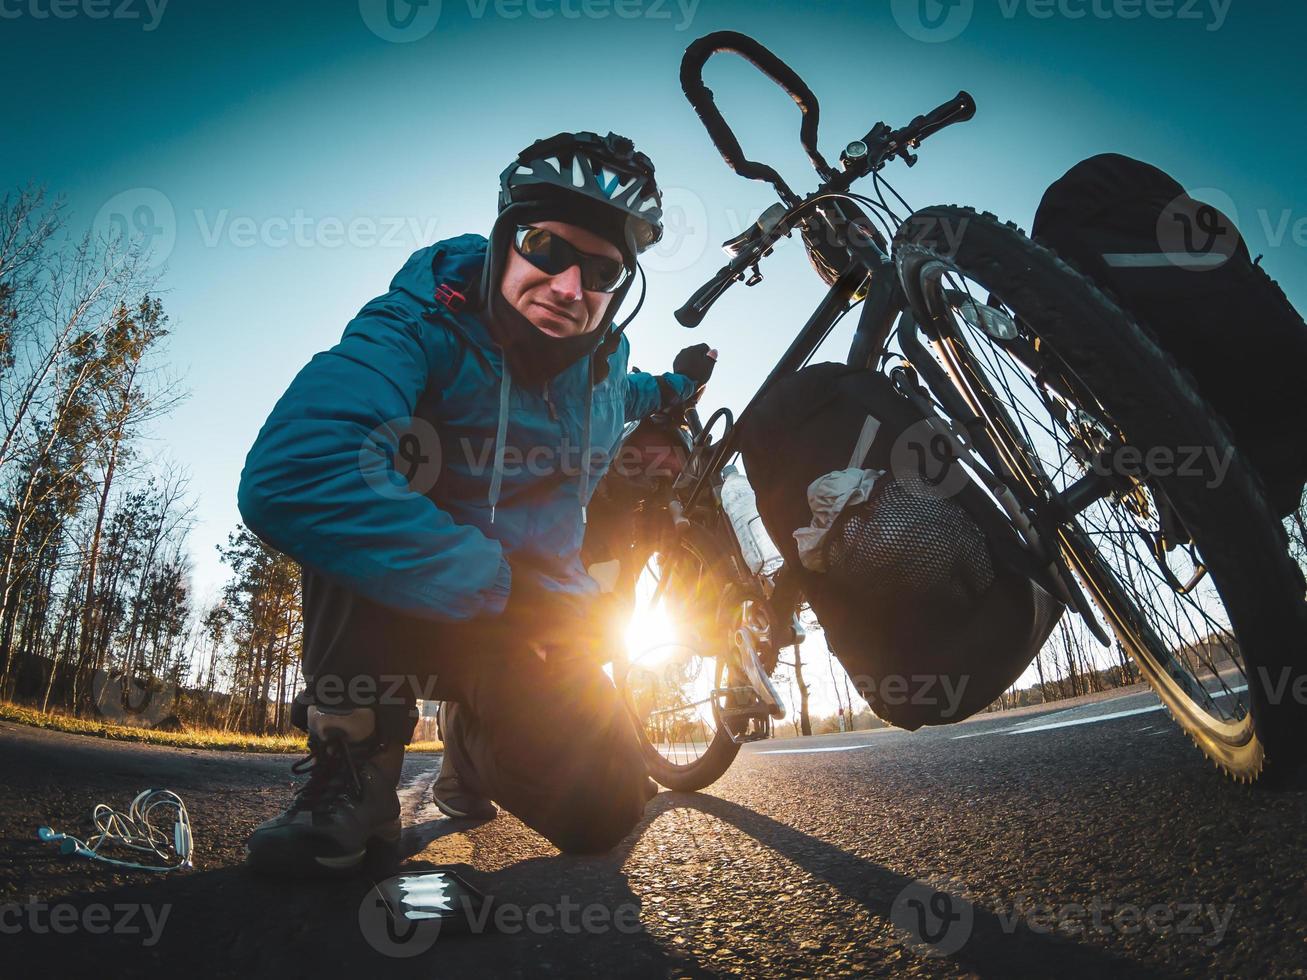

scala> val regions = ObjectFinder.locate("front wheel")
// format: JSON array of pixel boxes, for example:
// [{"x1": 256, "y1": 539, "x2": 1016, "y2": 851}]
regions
[
  {"x1": 893, "y1": 205, "x2": 1307, "y2": 783},
  {"x1": 614, "y1": 524, "x2": 764, "y2": 792}
]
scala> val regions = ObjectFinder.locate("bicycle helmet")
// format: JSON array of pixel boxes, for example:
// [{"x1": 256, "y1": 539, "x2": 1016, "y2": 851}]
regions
[
  {"x1": 498, "y1": 130, "x2": 664, "y2": 258},
  {"x1": 470, "y1": 131, "x2": 664, "y2": 381}
]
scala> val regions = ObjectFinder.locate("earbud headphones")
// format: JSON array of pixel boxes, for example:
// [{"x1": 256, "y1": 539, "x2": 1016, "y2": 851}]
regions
[{"x1": 37, "y1": 789, "x2": 193, "y2": 872}]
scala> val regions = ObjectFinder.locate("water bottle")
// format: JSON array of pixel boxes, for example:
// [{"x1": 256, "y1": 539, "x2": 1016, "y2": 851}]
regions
[{"x1": 720, "y1": 465, "x2": 784, "y2": 578}]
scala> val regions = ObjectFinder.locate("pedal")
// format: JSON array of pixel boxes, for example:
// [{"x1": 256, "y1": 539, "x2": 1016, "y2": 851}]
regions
[{"x1": 714, "y1": 687, "x2": 775, "y2": 744}]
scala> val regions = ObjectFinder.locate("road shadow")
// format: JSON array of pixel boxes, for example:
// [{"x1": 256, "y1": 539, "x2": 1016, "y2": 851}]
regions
[
  {"x1": 611, "y1": 791, "x2": 1173, "y2": 979},
  {"x1": 4, "y1": 783, "x2": 1173, "y2": 979}
]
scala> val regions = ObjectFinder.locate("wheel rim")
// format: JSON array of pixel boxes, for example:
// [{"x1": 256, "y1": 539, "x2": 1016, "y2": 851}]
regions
[
  {"x1": 914, "y1": 260, "x2": 1255, "y2": 746},
  {"x1": 620, "y1": 544, "x2": 733, "y2": 771}
]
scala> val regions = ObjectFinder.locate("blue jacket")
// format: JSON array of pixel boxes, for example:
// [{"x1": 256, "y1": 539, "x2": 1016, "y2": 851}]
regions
[{"x1": 237, "y1": 234, "x2": 697, "y2": 623}]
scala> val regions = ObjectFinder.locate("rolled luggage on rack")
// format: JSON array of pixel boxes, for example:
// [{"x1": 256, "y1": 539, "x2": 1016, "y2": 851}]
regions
[{"x1": 1033, "y1": 153, "x2": 1307, "y2": 518}]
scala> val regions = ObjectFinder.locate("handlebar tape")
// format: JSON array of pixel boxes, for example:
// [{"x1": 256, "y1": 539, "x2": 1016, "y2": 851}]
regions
[{"x1": 680, "y1": 31, "x2": 837, "y2": 201}]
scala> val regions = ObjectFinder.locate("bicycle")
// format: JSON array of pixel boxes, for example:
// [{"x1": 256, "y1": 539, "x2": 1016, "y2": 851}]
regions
[{"x1": 588, "y1": 30, "x2": 1307, "y2": 792}]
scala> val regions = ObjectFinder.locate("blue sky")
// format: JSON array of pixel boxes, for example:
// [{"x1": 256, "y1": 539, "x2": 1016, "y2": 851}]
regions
[{"x1": 3, "y1": 0, "x2": 1303, "y2": 627}]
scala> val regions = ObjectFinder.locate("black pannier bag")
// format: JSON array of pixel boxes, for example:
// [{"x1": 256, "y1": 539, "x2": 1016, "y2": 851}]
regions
[
  {"x1": 1033, "y1": 153, "x2": 1307, "y2": 517},
  {"x1": 740, "y1": 363, "x2": 1064, "y2": 731}
]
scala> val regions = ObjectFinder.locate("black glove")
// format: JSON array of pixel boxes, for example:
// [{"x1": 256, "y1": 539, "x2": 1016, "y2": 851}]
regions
[{"x1": 673, "y1": 343, "x2": 718, "y2": 386}]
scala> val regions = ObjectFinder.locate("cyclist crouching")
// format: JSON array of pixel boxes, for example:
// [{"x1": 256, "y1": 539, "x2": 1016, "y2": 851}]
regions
[{"x1": 237, "y1": 131, "x2": 716, "y2": 873}]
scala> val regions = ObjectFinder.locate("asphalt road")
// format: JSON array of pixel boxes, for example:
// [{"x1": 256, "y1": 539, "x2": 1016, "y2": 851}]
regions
[{"x1": 3, "y1": 686, "x2": 1306, "y2": 978}]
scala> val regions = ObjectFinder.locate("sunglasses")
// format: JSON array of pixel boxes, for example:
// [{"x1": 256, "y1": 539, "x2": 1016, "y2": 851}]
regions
[{"x1": 512, "y1": 226, "x2": 631, "y2": 293}]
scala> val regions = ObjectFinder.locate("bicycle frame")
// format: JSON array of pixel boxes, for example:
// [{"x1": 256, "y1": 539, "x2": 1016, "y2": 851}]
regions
[
  {"x1": 678, "y1": 225, "x2": 900, "y2": 517},
  {"x1": 610, "y1": 30, "x2": 1083, "y2": 733}
]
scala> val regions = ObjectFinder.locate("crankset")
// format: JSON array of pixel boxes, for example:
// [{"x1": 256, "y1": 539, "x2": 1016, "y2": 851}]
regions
[{"x1": 729, "y1": 600, "x2": 787, "y2": 722}]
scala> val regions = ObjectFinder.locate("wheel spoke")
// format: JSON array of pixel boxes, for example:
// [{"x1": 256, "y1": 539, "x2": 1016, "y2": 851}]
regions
[
  {"x1": 922, "y1": 270, "x2": 1251, "y2": 729},
  {"x1": 622, "y1": 538, "x2": 735, "y2": 771}
]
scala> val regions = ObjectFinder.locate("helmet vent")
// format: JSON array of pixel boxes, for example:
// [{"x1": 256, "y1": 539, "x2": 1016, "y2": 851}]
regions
[{"x1": 498, "y1": 131, "x2": 662, "y2": 251}]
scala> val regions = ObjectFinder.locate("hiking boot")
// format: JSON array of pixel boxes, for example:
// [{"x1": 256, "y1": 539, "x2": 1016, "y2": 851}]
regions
[
  {"x1": 245, "y1": 706, "x2": 405, "y2": 876},
  {"x1": 432, "y1": 701, "x2": 497, "y2": 821}
]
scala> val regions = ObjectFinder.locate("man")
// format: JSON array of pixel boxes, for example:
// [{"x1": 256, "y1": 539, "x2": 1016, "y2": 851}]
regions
[{"x1": 237, "y1": 131, "x2": 717, "y2": 874}]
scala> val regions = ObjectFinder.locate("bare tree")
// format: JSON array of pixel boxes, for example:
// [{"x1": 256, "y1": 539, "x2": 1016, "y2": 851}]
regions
[{"x1": 777, "y1": 645, "x2": 813, "y2": 736}]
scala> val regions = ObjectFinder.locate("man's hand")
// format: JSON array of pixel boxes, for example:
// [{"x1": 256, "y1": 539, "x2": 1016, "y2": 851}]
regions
[
  {"x1": 496, "y1": 573, "x2": 622, "y2": 664},
  {"x1": 673, "y1": 343, "x2": 718, "y2": 388}
]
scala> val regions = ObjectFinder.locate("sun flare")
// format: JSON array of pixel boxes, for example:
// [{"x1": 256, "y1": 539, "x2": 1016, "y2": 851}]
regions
[{"x1": 623, "y1": 596, "x2": 682, "y2": 667}]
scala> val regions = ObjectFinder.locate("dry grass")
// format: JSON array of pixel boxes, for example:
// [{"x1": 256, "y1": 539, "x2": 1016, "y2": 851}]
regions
[{"x1": 0, "y1": 702, "x2": 442, "y2": 754}]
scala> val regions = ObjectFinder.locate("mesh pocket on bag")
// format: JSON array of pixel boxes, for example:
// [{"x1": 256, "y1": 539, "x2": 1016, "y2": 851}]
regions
[{"x1": 822, "y1": 479, "x2": 996, "y2": 607}]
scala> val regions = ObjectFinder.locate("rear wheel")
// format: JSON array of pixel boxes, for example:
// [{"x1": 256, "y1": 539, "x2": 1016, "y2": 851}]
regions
[{"x1": 894, "y1": 205, "x2": 1307, "y2": 783}]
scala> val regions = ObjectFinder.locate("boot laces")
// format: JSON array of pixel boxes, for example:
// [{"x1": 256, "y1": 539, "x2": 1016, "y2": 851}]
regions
[{"x1": 289, "y1": 732, "x2": 376, "y2": 812}]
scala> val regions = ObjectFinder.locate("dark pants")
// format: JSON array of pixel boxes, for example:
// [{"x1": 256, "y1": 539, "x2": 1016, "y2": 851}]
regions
[{"x1": 291, "y1": 568, "x2": 651, "y2": 855}]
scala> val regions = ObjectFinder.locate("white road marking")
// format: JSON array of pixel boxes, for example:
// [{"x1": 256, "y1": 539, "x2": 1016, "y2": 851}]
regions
[
  {"x1": 1002, "y1": 704, "x2": 1166, "y2": 734},
  {"x1": 759, "y1": 684, "x2": 1250, "y2": 752},
  {"x1": 952, "y1": 684, "x2": 1248, "y2": 740},
  {"x1": 756, "y1": 743, "x2": 878, "y2": 755}
]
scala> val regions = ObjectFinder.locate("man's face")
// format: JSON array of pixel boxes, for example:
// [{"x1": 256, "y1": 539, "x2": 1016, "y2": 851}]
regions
[{"x1": 500, "y1": 220, "x2": 622, "y2": 338}]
